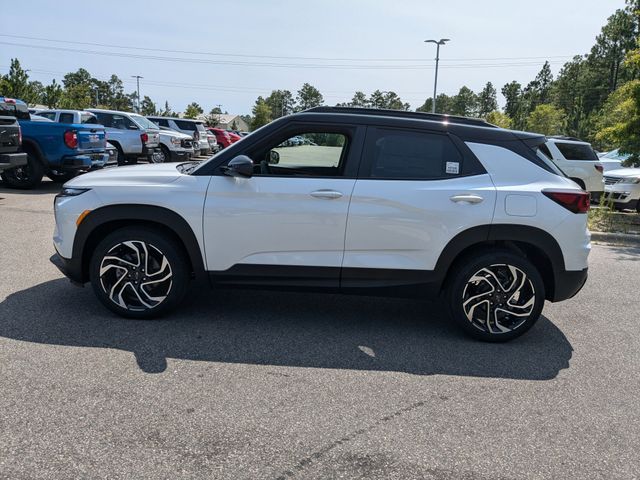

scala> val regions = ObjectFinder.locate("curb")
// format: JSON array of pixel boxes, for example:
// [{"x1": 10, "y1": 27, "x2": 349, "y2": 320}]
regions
[{"x1": 590, "y1": 231, "x2": 640, "y2": 247}]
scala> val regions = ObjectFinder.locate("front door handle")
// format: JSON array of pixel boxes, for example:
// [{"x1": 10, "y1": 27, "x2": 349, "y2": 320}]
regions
[
  {"x1": 310, "y1": 190, "x2": 343, "y2": 200},
  {"x1": 450, "y1": 194, "x2": 484, "y2": 204}
]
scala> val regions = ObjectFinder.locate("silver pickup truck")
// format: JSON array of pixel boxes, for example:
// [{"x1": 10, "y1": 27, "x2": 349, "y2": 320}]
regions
[{"x1": 86, "y1": 109, "x2": 160, "y2": 165}]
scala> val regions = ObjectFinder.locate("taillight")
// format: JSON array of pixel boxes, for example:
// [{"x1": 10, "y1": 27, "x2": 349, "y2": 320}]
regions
[
  {"x1": 543, "y1": 190, "x2": 590, "y2": 213},
  {"x1": 140, "y1": 132, "x2": 148, "y2": 144},
  {"x1": 17, "y1": 125, "x2": 22, "y2": 145},
  {"x1": 595, "y1": 164, "x2": 604, "y2": 174},
  {"x1": 64, "y1": 130, "x2": 78, "y2": 149}
]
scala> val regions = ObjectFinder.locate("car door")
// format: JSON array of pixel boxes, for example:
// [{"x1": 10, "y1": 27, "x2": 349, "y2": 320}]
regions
[
  {"x1": 342, "y1": 126, "x2": 496, "y2": 287},
  {"x1": 202, "y1": 123, "x2": 365, "y2": 287}
]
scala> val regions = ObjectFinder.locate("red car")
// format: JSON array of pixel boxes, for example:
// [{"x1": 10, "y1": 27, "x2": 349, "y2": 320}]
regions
[{"x1": 208, "y1": 127, "x2": 241, "y2": 149}]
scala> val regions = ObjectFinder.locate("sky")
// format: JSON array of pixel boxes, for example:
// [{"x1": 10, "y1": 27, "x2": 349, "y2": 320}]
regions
[{"x1": 2, "y1": 0, "x2": 627, "y2": 115}]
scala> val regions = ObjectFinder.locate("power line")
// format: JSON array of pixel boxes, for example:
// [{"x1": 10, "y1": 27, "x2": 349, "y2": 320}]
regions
[
  {"x1": 0, "y1": 41, "x2": 568, "y2": 70},
  {"x1": 0, "y1": 33, "x2": 576, "y2": 63}
]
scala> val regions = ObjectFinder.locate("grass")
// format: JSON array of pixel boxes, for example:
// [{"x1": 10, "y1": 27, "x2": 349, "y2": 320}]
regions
[{"x1": 588, "y1": 204, "x2": 640, "y2": 234}]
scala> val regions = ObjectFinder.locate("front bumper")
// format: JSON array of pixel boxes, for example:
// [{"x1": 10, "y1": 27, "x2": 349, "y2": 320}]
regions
[
  {"x1": 550, "y1": 267, "x2": 588, "y2": 302},
  {"x1": 0, "y1": 152, "x2": 27, "y2": 171},
  {"x1": 603, "y1": 183, "x2": 640, "y2": 210},
  {"x1": 50, "y1": 252, "x2": 85, "y2": 286}
]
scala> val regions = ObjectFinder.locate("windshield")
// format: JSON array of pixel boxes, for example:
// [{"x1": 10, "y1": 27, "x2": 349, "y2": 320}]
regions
[{"x1": 131, "y1": 114, "x2": 158, "y2": 130}]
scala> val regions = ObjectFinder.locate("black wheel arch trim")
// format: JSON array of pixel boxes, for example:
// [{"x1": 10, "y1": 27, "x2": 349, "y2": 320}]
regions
[{"x1": 72, "y1": 204, "x2": 206, "y2": 284}]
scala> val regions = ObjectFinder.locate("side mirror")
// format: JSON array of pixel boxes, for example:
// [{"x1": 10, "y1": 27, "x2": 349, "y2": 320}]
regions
[
  {"x1": 269, "y1": 150, "x2": 280, "y2": 164},
  {"x1": 222, "y1": 155, "x2": 253, "y2": 178}
]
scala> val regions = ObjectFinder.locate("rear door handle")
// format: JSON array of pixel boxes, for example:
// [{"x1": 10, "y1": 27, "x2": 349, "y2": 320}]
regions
[
  {"x1": 310, "y1": 190, "x2": 343, "y2": 200},
  {"x1": 450, "y1": 194, "x2": 484, "y2": 204}
]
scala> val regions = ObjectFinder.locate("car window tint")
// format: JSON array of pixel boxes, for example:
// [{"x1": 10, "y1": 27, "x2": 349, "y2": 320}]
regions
[
  {"x1": 94, "y1": 113, "x2": 113, "y2": 127},
  {"x1": 59, "y1": 113, "x2": 74, "y2": 124},
  {"x1": 256, "y1": 133, "x2": 348, "y2": 177},
  {"x1": 109, "y1": 115, "x2": 135, "y2": 130},
  {"x1": 366, "y1": 129, "x2": 462, "y2": 179},
  {"x1": 38, "y1": 112, "x2": 56, "y2": 121},
  {"x1": 81, "y1": 114, "x2": 98, "y2": 124},
  {"x1": 174, "y1": 120, "x2": 197, "y2": 131},
  {"x1": 555, "y1": 142, "x2": 598, "y2": 161},
  {"x1": 539, "y1": 143, "x2": 553, "y2": 159}
]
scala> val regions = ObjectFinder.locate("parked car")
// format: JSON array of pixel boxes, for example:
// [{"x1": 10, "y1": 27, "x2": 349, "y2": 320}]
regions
[
  {"x1": 603, "y1": 168, "x2": 640, "y2": 212},
  {"x1": 146, "y1": 116, "x2": 212, "y2": 156},
  {"x1": 208, "y1": 127, "x2": 233, "y2": 149},
  {"x1": 155, "y1": 126, "x2": 195, "y2": 163},
  {"x1": 204, "y1": 130, "x2": 219, "y2": 154},
  {"x1": 51, "y1": 106, "x2": 590, "y2": 342},
  {"x1": 37, "y1": 109, "x2": 99, "y2": 125},
  {"x1": 540, "y1": 137, "x2": 604, "y2": 197},
  {"x1": 87, "y1": 109, "x2": 160, "y2": 165},
  {"x1": 226, "y1": 130, "x2": 242, "y2": 143},
  {"x1": 0, "y1": 97, "x2": 108, "y2": 188},
  {"x1": 598, "y1": 148, "x2": 630, "y2": 171},
  {"x1": 0, "y1": 106, "x2": 28, "y2": 176}
]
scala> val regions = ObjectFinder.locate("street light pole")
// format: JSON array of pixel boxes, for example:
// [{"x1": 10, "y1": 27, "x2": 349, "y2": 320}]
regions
[
  {"x1": 131, "y1": 75, "x2": 143, "y2": 112},
  {"x1": 424, "y1": 39, "x2": 450, "y2": 113}
]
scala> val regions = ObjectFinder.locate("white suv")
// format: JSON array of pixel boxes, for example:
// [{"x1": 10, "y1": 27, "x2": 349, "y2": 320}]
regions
[
  {"x1": 541, "y1": 137, "x2": 604, "y2": 196},
  {"x1": 51, "y1": 108, "x2": 590, "y2": 342}
]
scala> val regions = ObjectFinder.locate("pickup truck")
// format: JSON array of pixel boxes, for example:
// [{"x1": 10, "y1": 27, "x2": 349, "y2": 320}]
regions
[
  {"x1": 87, "y1": 109, "x2": 160, "y2": 165},
  {"x1": 0, "y1": 97, "x2": 109, "y2": 189},
  {"x1": 0, "y1": 111, "x2": 27, "y2": 176}
]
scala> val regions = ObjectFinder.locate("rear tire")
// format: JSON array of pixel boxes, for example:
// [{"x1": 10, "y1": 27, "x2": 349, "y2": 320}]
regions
[
  {"x1": 445, "y1": 250, "x2": 545, "y2": 342},
  {"x1": 114, "y1": 145, "x2": 126, "y2": 166},
  {"x1": 0, "y1": 147, "x2": 44, "y2": 189},
  {"x1": 89, "y1": 227, "x2": 190, "y2": 319}
]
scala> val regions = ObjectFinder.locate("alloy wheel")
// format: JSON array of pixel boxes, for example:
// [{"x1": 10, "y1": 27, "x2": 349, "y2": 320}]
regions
[
  {"x1": 462, "y1": 264, "x2": 536, "y2": 334},
  {"x1": 99, "y1": 240, "x2": 173, "y2": 311}
]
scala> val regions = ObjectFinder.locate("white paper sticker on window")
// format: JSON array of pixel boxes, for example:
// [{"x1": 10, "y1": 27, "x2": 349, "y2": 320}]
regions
[{"x1": 446, "y1": 162, "x2": 460, "y2": 174}]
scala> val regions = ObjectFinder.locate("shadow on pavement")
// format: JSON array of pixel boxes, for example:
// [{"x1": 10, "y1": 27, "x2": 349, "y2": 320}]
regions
[
  {"x1": 0, "y1": 180, "x2": 61, "y2": 196},
  {"x1": 0, "y1": 279, "x2": 573, "y2": 379}
]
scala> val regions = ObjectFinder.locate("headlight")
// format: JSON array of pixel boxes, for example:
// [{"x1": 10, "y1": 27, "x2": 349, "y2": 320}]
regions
[
  {"x1": 171, "y1": 137, "x2": 181, "y2": 145},
  {"x1": 57, "y1": 187, "x2": 91, "y2": 198},
  {"x1": 621, "y1": 177, "x2": 640, "y2": 184}
]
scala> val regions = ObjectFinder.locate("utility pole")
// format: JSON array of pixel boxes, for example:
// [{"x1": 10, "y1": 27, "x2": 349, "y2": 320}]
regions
[
  {"x1": 131, "y1": 75, "x2": 143, "y2": 112},
  {"x1": 424, "y1": 39, "x2": 450, "y2": 113}
]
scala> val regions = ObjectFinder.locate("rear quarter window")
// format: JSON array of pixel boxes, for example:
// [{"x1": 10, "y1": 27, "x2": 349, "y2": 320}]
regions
[
  {"x1": 555, "y1": 142, "x2": 598, "y2": 161},
  {"x1": 363, "y1": 128, "x2": 465, "y2": 180},
  {"x1": 173, "y1": 120, "x2": 197, "y2": 131},
  {"x1": 59, "y1": 113, "x2": 74, "y2": 124}
]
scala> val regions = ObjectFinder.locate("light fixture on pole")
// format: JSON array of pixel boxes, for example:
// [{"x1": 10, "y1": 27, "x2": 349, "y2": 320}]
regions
[{"x1": 424, "y1": 39, "x2": 450, "y2": 113}]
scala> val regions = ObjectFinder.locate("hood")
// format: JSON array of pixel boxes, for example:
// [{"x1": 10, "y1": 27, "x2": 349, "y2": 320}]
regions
[
  {"x1": 605, "y1": 168, "x2": 640, "y2": 178},
  {"x1": 66, "y1": 163, "x2": 184, "y2": 188}
]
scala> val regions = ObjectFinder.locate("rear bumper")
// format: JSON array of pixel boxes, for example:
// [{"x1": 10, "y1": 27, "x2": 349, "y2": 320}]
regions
[
  {"x1": 0, "y1": 152, "x2": 27, "y2": 171},
  {"x1": 550, "y1": 267, "x2": 588, "y2": 302},
  {"x1": 60, "y1": 154, "x2": 99, "y2": 171},
  {"x1": 50, "y1": 252, "x2": 85, "y2": 286}
]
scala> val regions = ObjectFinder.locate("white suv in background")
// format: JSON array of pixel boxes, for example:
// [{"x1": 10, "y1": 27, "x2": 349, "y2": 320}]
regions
[
  {"x1": 146, "y1": 116, "x2": 214, "y2": 156},
  {"x1": 50, "y1": 107, "x2": 590, "y2": 342},
  {"x1": 541, "y1": 137, "x2": 604, "y2": 197}
]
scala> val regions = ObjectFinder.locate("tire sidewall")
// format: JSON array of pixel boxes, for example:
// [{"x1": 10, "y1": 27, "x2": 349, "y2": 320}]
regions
[
  {"x1": 89, "y1": 227, "x2": 189, "y2": 319},
  {"x1": 446, "y1": 250, "x2": 546, "y2": 342},
  {"x1": 1, "y1": 150, "x2": 44, "y2": 189}
]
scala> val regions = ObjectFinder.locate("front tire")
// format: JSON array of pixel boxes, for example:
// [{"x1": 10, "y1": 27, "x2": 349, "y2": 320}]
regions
[
  {"x1": 445, "y1": 250, "x2": 545, "y2": 342},
  {"x1": 89, "y1": 227, "x2": 190, "y2": 319}
]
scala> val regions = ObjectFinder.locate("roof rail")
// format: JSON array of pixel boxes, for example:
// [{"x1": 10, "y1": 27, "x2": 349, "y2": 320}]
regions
[{"x1": 304, "y1": 106, "x2": 497, "y2": 128}]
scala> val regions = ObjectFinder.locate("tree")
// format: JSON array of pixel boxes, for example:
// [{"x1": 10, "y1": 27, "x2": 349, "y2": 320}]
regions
[
  {"x1": 251, "y1": 97, "x2": 272, "y2": 130},
  {"x1": 203, "y1": 107, "x2": 222, "y2": 126},
  {"x1": 502, "y1": 81, "x2": 523, "y2": 120},
  {"x1": 450, "y1": 86, "x2": 478, "y2": 116},
  {"x1": 265, "y1": 90, "x2": 295, "y2": 118},
  {"x1": 159, "y1": 101, "x2": 175, "y2": 117},
  {"x1": 349, "y1": 91, "x2": 369, "y2": 108},
  {"x1": 595, "y1": 80, "x2": 640, "y2": 166},
  {"x1": 295, "y1": 83, "x2": 324, "y2": 111},
  {"x1": 368, "y1": 90, "x2": 410, "y2": 110},
  {"x1": 485, "y1": 111, "x2": 513, "y2": 129},
  {"x1": 41, "y1": 79, "x2": 63, "y2": 108},
  {"x1": 106, "y1": 75, "x2": 132, "y2": 111},
  {"x1": 0, "y1": 59, "x2": 40, "y2": 104},
  {"x1": 477, "y1": 82, "x2": 498, "y2": 117},
  {"x1": 417, "y1": 93, "x2": 454, "y2": 114},
  {"x1": 526, "y1": 104, "x2": 567, "y2": 136},
  {"x1": 184, "y1": 102, "x2": 203, "y2": 119},
  {"x1": 140, "y1": 96, "x2": 157, "y2": 115}
]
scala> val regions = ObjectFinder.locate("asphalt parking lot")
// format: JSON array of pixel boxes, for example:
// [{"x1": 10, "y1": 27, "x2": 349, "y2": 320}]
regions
[{"x1": 1, "y1": 180, "x2": 639, "y2": 480}]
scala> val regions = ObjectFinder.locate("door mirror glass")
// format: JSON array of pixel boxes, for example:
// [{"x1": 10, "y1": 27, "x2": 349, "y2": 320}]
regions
[{"x1": 222, "y1": 155, "x2": 253, "y2": 178}]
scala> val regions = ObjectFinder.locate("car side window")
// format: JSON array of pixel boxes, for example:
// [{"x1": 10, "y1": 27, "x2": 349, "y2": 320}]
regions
[
  {"x1": 155, "y1": 118, "x2": 169, "y2": 127},
  {"x1": 95, "y1": 113, "x2": 113, "y2": 127},
  {"x1": 111, "y1": 115, "x2": 135, "y2": 130},
  {"x1": 251, "y1": 132, "x2": 348, "y2": 177},
  {"x1": 59, "y1": 113, "x2": 74, "y2": 124},
  {"x1": 81, "y1": 114, "x2": 98, "y2": 124},
  {"x1": 364, "y1": 128, "x2": 463, "y2": 180},
  {"x1": 38, "y1": 112, "x2": 56, "y2": 121}
]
